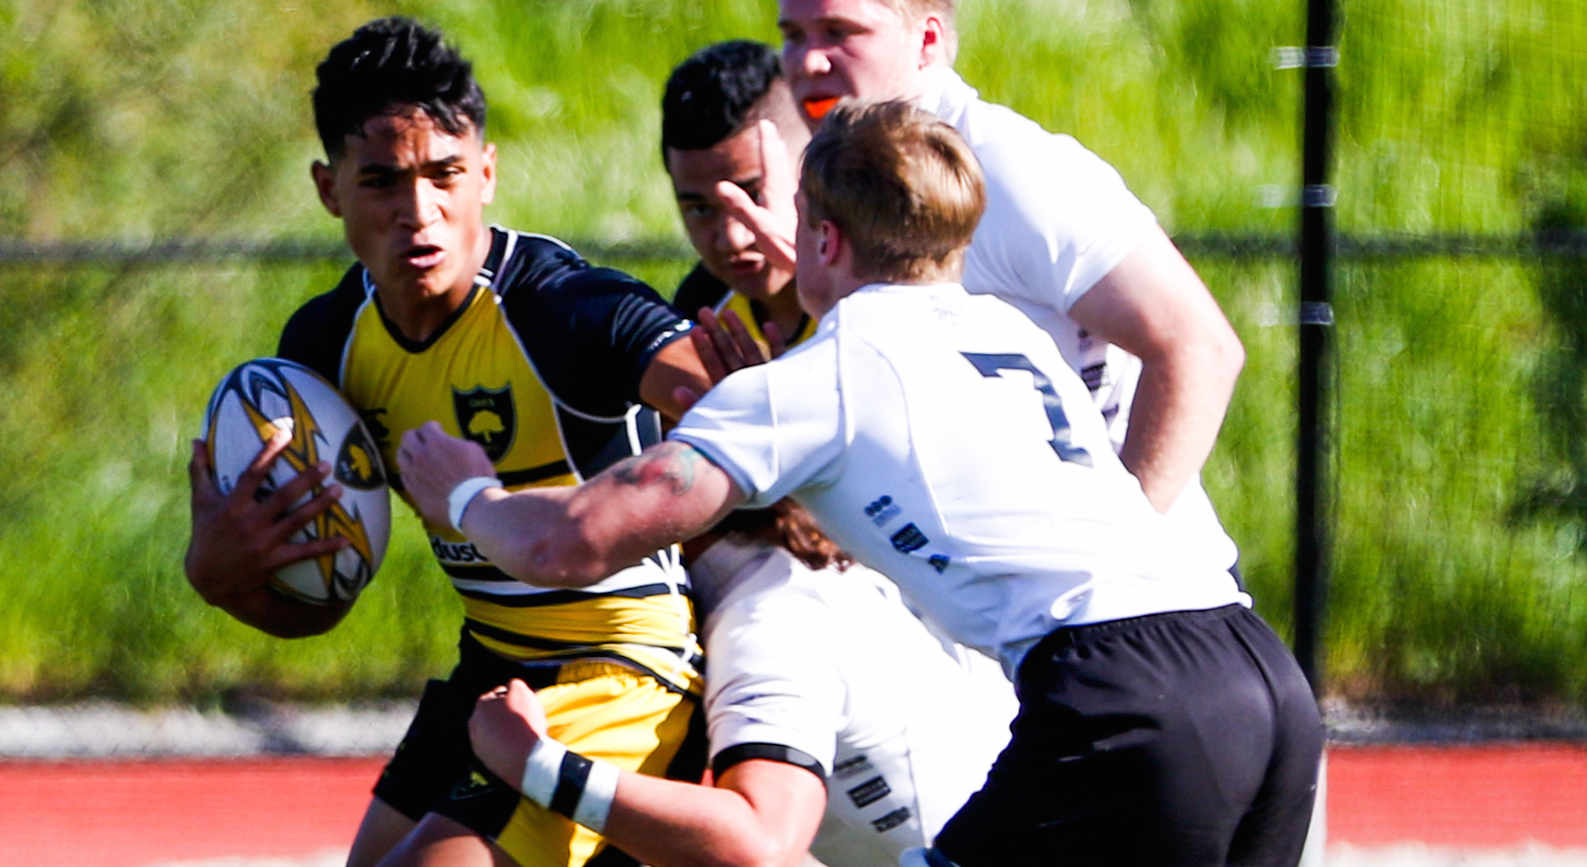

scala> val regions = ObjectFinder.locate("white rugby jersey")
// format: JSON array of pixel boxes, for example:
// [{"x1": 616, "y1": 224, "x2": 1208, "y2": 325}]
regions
[
  {"x1": 918, "y1": 69, "x2": 1238, "y2": 571},
  {"x1": 690, "y1": 539, "x2": 1016, "y2": 867},
  {"x1": 671, "y1": 283, "x2": 1250, "y2": 675}
]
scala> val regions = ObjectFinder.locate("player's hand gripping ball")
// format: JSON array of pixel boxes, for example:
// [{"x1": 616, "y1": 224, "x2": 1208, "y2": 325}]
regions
[{"x1": 201, "y1": 358, "x2": 391, "y2": 603}]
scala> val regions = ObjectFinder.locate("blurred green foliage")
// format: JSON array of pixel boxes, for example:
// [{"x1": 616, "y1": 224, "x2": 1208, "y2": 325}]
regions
[{"x1": 1, "y1": 0, "x2": 1586, "y2": 704}]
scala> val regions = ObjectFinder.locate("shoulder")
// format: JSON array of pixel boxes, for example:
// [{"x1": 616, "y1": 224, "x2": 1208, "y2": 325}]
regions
[
  {"x1": 710, "y1": 549, "x2": 839, "y2": 630},
  {"x1": 491, "y1": 228, "x2": 689, "y2": 410},
  {"x1": 494, "y1": 229, "x2": 672, "y2": 319},
  {"x1": 672, "y1": 262, "x2": 729, "y2": 316},
  {"x1": 276, "y1": 263, "x2": 368, "y2": 383}
]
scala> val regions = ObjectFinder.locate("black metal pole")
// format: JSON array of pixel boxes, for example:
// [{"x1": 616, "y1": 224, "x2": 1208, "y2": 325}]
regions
[{"x1": 1295, "y1": 0, "x2": 1337, "y2": 696}]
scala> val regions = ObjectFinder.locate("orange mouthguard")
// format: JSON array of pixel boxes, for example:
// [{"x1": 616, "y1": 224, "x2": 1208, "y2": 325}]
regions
[{"x1": 803, "y1": 97, "x2": 841, "y2": 120}]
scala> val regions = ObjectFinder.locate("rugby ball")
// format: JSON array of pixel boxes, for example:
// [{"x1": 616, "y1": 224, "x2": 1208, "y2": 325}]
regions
[{"x1": 201, "y1": 358, "x2": 390, "y2": 604}]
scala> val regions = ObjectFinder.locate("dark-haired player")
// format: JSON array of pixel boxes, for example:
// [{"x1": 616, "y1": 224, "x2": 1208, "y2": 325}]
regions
[
  {"x1": 399, "y1": 101, "x2": 1321, "y2": 867},
  {"x1": 183, "y1": 17, "x2": 711, "y2": 867},
  {"x1": 663, "y1": 40, "x2": 812, "y2": 353}
]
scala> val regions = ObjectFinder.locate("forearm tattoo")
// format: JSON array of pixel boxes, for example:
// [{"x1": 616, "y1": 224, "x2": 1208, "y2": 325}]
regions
[{"x1": 610, "y1": 442, "x2": 707, "y2": 496}]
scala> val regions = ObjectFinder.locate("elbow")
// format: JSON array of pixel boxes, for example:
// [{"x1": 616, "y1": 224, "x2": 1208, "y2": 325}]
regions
[
  {"x1": 1213, "y1": 324, "x2": 1246, "y2": 389},
  {"x1": 699, "y1": 839, "x2": 795, "y2": 867},
  {"x1": 501, "y1": 524, "x2": 612, "y2": 589}
]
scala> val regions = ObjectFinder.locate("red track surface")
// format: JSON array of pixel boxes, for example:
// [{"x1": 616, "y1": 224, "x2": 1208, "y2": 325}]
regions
[
  {"x1": 0, "y1": 746, "x2": 1584, "y2": 865},
  {"x1": 1327, "y1": 744, "x2": 1587, "y2": 848},
  {"x1": 0, "y1": 757, "x2": 385, "y2": 867}
]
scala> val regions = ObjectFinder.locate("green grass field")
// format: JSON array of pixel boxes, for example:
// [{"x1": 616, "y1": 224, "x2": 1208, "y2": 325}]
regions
[{"x1": 2, "y1": 0, "x2": 1586, "y2": 703}]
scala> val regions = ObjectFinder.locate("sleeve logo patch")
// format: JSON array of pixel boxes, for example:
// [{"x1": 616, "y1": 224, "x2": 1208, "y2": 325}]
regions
[
  {"x1": 864, "y1": 495, "x2": 901, "y2": 525},
  {"x1": 871, "y1": 806, "x2": 914, "y2": 833},
  {"x1": 847, "y1": 775, "x2": 892, "y2": 809},
  {"x1": 833, "y1": 754, "x2": 874, "y2": 780},
  {"x1": 890, "y1": 523, "x2": 929, "y2": 554}
]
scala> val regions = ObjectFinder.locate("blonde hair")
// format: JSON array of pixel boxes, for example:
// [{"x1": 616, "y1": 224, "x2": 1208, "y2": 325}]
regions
[{"x1": 800, "y1": 99, "x2": 985, "y2": 284}]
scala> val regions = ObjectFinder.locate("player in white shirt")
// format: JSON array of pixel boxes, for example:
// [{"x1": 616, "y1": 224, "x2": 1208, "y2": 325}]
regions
[
  {"x1": 717, "y1": 8, "x2": 1326, "y2": 856},
  {"x1": 689, "y1": 504, "x2": 1017, "y2": 866},
  {"x1": 399, "y1": 101, "x2": 1321, "y2": 866},
  {"x1": 710, "y1": 0, "x2": 1246, "y2": 527}
]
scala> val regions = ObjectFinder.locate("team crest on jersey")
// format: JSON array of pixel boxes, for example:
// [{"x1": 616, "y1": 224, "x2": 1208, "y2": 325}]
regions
[{"x1": 453, "y1": 384, "x2": 517, "y2": 462}]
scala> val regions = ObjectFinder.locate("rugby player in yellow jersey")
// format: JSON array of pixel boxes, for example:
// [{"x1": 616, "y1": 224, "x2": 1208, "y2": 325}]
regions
[
  {"x1": 663, "y1": 41, "x2": 815, "y2": 356},
  {"x1": 184, "y1": 18, "x2": 713, "y2": 867}
]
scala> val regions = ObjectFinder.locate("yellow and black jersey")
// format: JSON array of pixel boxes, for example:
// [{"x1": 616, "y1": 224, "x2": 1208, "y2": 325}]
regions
[
  {"x1": 278, "y1": 227, "x2": 699, "y2": 694},
  {"x1": 672, "y1": 262, "x2": 816, "y2": 351}
]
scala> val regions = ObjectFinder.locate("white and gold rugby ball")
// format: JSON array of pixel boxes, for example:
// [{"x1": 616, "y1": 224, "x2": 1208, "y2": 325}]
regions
[{"x1": 201, "y1": 358, "x2": 390, "y2": 604}]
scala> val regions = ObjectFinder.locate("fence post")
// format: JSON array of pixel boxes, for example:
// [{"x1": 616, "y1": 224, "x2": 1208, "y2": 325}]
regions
[{"x1": 1295, "y1": 0, "x2": 1337, "y2": 697}]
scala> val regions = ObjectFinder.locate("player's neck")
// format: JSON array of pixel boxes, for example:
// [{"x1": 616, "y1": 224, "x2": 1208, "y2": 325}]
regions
[{"x1": 758, "y1": 283, "x2": 807, "y2": 339}]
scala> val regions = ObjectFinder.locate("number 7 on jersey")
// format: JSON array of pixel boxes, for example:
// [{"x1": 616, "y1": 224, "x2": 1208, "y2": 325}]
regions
[{"x1": 961, "y1": 353, "x2": 1092, "y2": 467}]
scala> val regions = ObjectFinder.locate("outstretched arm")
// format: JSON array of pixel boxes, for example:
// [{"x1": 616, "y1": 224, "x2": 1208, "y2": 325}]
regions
[
  {"x1": 471, "y1": 680, "x2": 825, "y2": 867},
  {"x1": 1068, "y1": 226, "x2": 1245, "y2": 512},
  {"x1": 397, "y1": 423, "x2": 745, "y2": 588}
]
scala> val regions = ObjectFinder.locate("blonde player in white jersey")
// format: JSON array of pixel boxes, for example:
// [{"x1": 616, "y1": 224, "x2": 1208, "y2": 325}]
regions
[
  {"x1": 717, "y1": 6, "x2": 1327, "y2": 858},
  {"x1": 398, "y1": 101, "x2": 1321, "y2": 867}
]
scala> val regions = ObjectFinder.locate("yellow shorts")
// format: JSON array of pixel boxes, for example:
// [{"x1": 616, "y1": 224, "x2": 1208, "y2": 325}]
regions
[{"x1": 432, "y1": 660, "x2": 704, "y2": 867}]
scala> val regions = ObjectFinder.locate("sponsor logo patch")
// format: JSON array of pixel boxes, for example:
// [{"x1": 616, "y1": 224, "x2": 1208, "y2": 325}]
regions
[{"x1": 432, "y1": 536, "x2": 488, "y2": 563}]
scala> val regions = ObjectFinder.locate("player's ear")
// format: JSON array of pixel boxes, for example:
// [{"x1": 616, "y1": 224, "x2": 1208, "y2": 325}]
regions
[
  {"x1": 479, "y1": 141, "x2": 498, "y2": 207},
  {"x1": 918, "y1": 13, "x2": 950, "y2": 68},
  {"x1": 311, "y1": 160, "x2": 342, "y2": 218},
  {"x1": 818, "y1": 220, "x2": 842, "y2": 266}
]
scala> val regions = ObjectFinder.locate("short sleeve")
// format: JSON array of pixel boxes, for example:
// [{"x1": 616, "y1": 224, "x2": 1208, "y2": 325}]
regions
[
  {"x1": 667, "y1": 338, "x2": 845, "y2": 508},
  {"x1": 967, "y1": 134, "x2": 1157, "y2": 313},
  {"x1": 502, "y1": 258, "x2": 692, "y2": 417},
  {"x1": 704, "y1": 590, "x2": 845, "y2": 776},
  {"x1": 276, "y1": 265, "x2": 366, "y2": 385}
]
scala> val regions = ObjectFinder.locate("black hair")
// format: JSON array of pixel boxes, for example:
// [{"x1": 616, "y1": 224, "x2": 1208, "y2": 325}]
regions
[
  {"x1": 313, "y1": 17, "x2": 486, "y2": 157},
  {"x1": 661, "y1": 40, "x2": 782, "y2": 155}
]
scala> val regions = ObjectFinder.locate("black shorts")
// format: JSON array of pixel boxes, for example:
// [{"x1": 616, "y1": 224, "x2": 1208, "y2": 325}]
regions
[
  {"x1": 932, "y1": 605, "x2": 1323, "y2": 867},
  {"x1": 374, "y1": 632, "x2": 707, "y2": 867}
]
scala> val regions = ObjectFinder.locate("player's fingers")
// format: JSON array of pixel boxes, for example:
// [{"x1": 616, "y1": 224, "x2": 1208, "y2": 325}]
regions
[
  {"x1": 762, "y1": 320, "x2": 789, "y2": 359},
  {"x1": 714, "y1": 180, "x2": 794, "y2": 268},
  {"x1": 507, "y1": 679, "x2": 550, "y2": 735},
  {"x1": 258, "y1": 531, "x2": 349, "y2": 575},
  {"x1": 757, "y1": 119, "x2": 795, "y2": 197},
  {"x1": 690, "y1": 313, "x2": 729, "y2": 384},
  {"x1": 265, "y1": 483, "x2": 347, "y2": 547},
  {"x1": 720, "y1": 309, "x2": 768, "y2": 369},
  {"x1": 234, "y1": 427, "x2": 292, "y2": 501},
  {"x1": 188, "y1": 439, "x2": 220, "y2": 506},
  {"x1": 672, "y1": 384, "x2": 703, "y2": 413},
  {"x1": 706, "y1": 309, "x2": 749, "y2": 371},
  {"x1": 261, "y1": 460, "x2": 332, "y2": 516}
]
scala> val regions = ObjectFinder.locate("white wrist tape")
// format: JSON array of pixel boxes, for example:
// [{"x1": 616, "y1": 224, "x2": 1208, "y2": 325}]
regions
[
  {"x1": 520, "y1": 735, "x2": 567, "y2": 807},
  {"x1": 519, "y1": 735, "x2": 620, "y2": 834},
  {"x1": 447, "y1": 476, "x2": 502, "y2": 533}
]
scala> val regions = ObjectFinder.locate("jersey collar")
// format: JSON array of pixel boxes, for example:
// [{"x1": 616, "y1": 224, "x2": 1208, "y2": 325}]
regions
[{"x1": 361, "y1": 227, "x2": 509, "y2": 354}]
